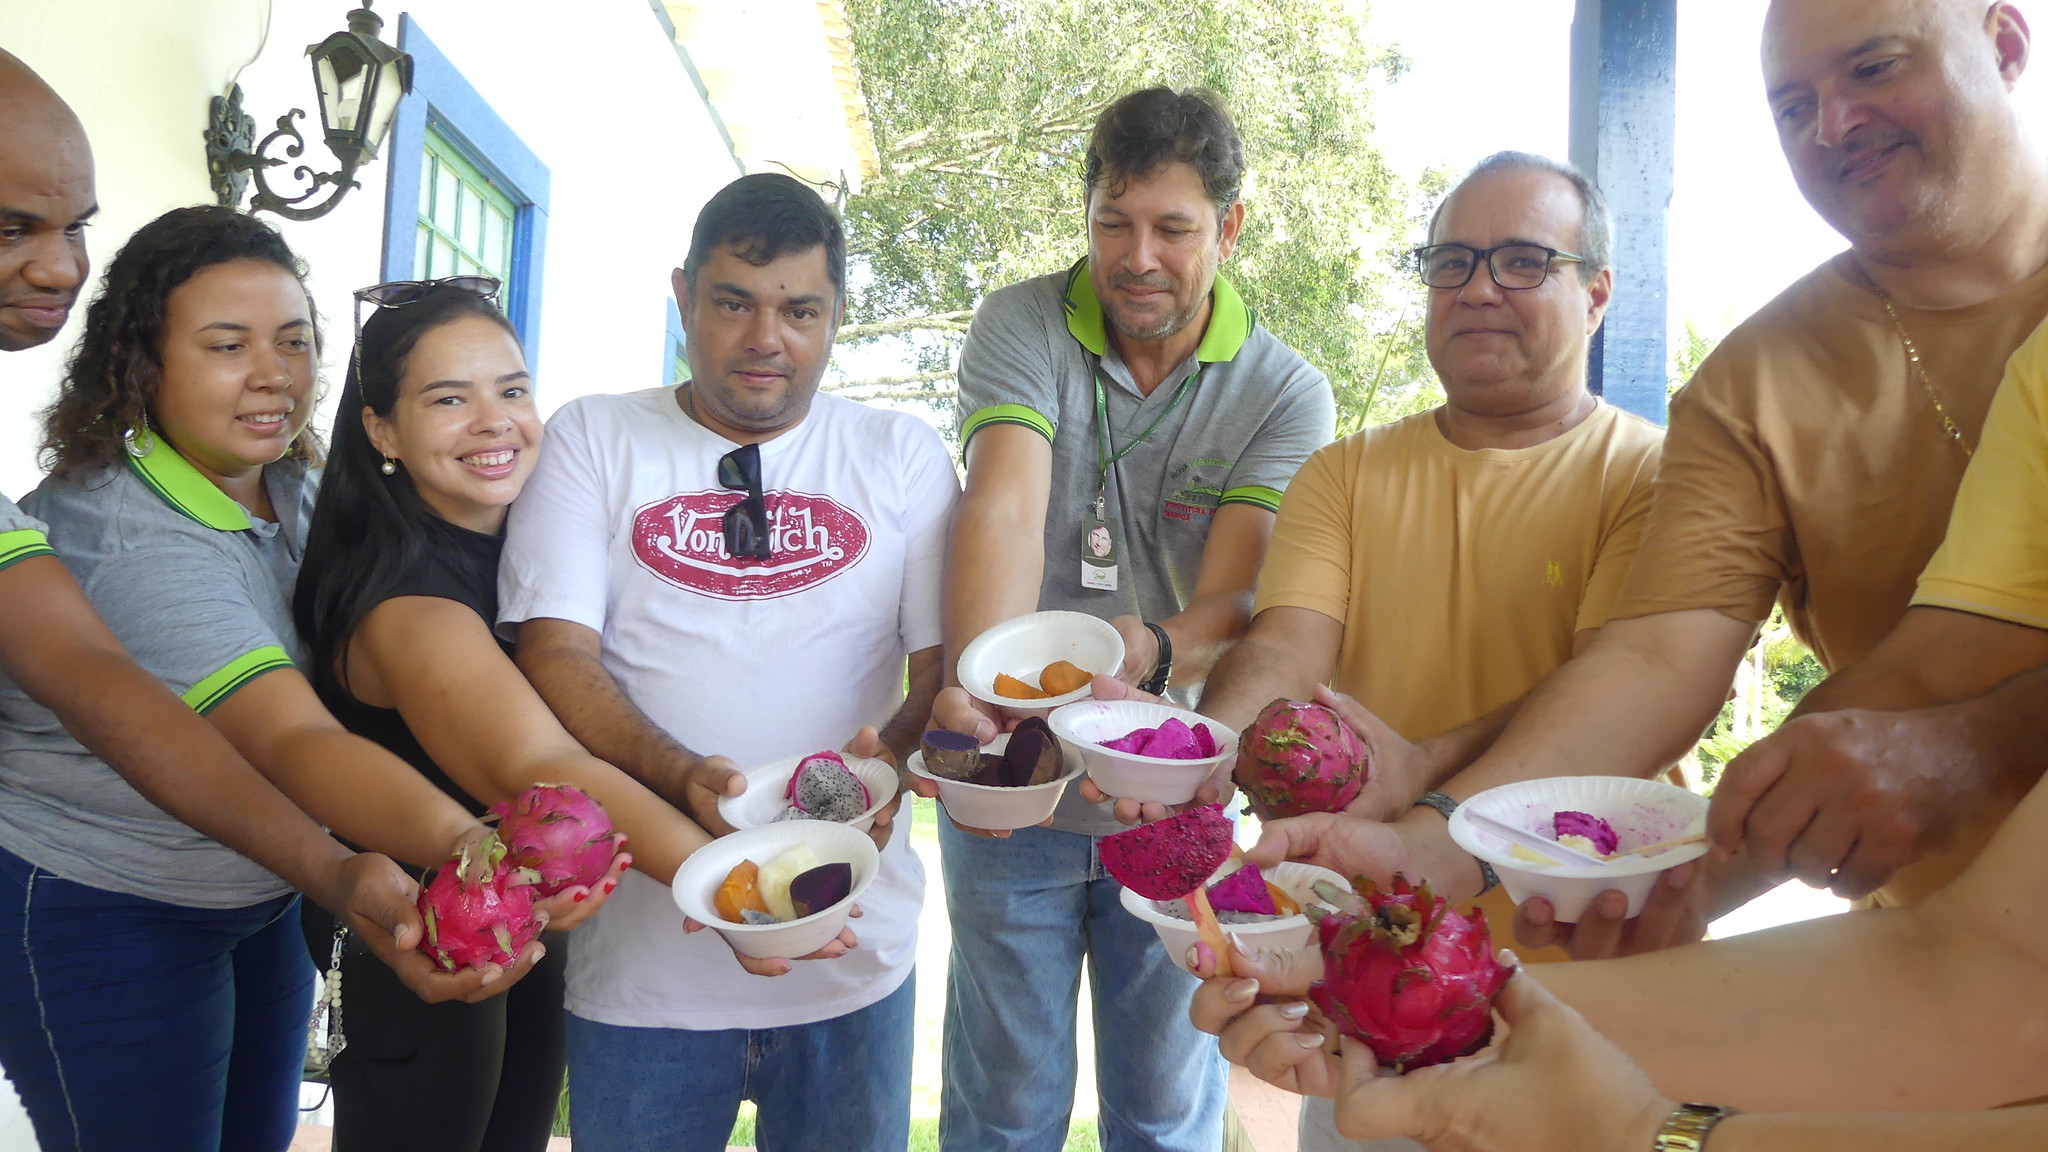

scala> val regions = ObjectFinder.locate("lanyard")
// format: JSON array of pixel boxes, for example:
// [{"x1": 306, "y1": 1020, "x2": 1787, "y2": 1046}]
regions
[{"x1": 1091, "y1": 356, "x2": 1198, "y2": 502}]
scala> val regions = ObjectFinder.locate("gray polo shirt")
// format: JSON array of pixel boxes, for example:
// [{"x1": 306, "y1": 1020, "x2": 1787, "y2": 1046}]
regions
[
  {"x1": 0, "y1": 434, "x2": 310, "y2": 907},
  {"x1": 957, "y1": 259, "x2": 1335, "y2": 834}
]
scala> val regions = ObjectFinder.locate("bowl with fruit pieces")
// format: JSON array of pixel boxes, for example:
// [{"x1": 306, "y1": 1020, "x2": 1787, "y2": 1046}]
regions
[
  {"x1": 671, "y1": 821, "x2": 881, "y2": 960},
  {"x1": 1121, "y1": 856, "x2": 1350, "y2": 975},
  {"x1": 907, "y1": 720, "x2": 1086, "y2": 830},
  {"x1": 717, "y1": 749, "x2": 902, "y2": 833},
  {"x1": 1446, "y1": 775, "x2": 1710, "y2": 922},
  {"x1": 956, "y1": 611, "x2": 1125, "y2": 719},
  {"x1": 1046, "y1": 699, "x2": 1238, "y2": 805}
]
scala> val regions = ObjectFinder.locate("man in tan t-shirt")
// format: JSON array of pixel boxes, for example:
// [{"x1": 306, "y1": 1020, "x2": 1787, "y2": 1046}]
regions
[
  {"x1": 1188, "y1": 151, "x2": 1662, "y2": 1152},
  {"x1": 1241, "y1": 0, "x2": 2048, "y2": 955}
]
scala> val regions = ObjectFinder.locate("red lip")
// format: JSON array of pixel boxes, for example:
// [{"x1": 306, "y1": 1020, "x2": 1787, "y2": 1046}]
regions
[{"x1": 1837, "y1": 142, "x2": 1905, "y2": 184}]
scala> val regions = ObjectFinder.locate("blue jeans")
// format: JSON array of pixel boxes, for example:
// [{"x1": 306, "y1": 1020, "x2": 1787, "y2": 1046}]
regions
[
  {"x1": 563, "y1": 970, "x2": 915, "y2": 1152},
  {"x1": 938, "y1": 821, "x2": 1227, "y2": 1152},
  {"x1": 0, "y1": 843, "x2": 312, "y2": 1152}
]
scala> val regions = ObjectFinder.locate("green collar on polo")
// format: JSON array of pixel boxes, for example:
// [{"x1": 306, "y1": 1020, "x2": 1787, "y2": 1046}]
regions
[
  {"x1": 1060, "y1": 257, "x2": 1254, "y2": 363},
  {"x1": 124, "y1": 426, "x2": 253, "y2": 532}
]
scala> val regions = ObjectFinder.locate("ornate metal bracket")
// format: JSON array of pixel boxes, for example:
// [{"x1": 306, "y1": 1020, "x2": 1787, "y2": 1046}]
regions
[{"x1": 204, "y1": 84, "x2": 364, "y2": 223}]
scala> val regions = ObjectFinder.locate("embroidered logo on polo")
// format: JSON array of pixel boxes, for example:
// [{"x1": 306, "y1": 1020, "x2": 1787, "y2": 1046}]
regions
[
  {"x1": 1162, "y1": 456, "x2": 1230, "y2": 522},
  {"x1": 630, "y1": 490, "x2": 871, "y2": 601}
]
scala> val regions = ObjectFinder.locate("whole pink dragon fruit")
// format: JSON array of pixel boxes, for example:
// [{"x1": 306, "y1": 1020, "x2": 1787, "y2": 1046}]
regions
[
  {"x1": 1307, "y1": 874, "x2": 1512, "y2": 1072},
  {"x1": 490, "y1": 783, "x2": 616, "y2": 896},
  {"x1": 1234, "y1": 699, "x2": 1370, "y2": 819},
  {"x1": 417, "y1": 835, "x2": 544, "y2": 972}
]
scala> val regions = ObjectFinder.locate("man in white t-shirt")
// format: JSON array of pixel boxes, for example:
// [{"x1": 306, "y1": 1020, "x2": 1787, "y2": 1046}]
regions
[{"x1": 500, "y1": 174, "x2": 958, "y2": 1151}]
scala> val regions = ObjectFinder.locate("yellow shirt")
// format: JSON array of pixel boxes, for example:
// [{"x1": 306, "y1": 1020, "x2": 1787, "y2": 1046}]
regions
[
  {"x1": 1253, "y1": 402, "x2": 1663, "y2": 955},
  {"x1": 1254, "y1": 402, "x2": 1663, "y2": 742},
  {"x1": 1915, "y1": 315, "x2": 2048, "y2": 629}
]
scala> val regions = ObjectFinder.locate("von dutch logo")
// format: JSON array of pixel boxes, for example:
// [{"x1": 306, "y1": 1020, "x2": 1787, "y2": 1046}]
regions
[{"x1": 630, "y1": 490, "x2": 871, "y2": 601}]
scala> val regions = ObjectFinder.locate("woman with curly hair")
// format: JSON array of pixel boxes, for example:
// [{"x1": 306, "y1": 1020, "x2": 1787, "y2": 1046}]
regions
[{"x1": 0, "y1": 206, "x2": 620, "y2": 1152}]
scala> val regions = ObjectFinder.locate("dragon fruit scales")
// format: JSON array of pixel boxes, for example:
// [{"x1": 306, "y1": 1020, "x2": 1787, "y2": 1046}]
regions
[
  {"x1": 490, "y1": 783, "x2": 615, "y2": 896},
  {"x1": 1307, "y1": 875, "x2": 1512, "y2": 1072},
  {"x1": 1234, "y1": 699, "x2": 1370, "y2": 819},
  {"x1": 417, "y1": 835, "x2": 544, "y2": 972}
]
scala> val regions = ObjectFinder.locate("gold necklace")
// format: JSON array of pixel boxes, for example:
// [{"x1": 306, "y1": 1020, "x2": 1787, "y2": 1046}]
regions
[{"x1": 1865, "y1": 284, "x2": 1976, "y2": 458}]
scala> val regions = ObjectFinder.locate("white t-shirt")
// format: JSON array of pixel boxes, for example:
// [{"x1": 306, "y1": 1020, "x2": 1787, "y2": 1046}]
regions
[{"x1": 499, "y1": 386, "x2": 958, "y2": 1030}]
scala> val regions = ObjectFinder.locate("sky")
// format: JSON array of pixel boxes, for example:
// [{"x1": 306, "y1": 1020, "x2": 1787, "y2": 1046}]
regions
[{"x1": 1362, "y1": 0, "x2": 2048, "y2": 345}]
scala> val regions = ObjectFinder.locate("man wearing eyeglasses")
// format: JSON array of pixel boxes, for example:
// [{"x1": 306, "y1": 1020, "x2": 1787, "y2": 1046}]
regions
[
  {"x1": 1175, "y1": 150, "x2": 1660, "y2": 1152},
  {"x1": 926, "y1": 86, "x2": 1335, "y2": 1152},
  {"x1": 499, "y1": 173, "x2": 957, "y2": 1151}
]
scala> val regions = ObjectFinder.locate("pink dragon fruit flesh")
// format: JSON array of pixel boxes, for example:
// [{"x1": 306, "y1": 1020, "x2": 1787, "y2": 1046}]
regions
[
  {"x1": 1098, "y1": 803, "x2": 1235, "y2": 900},
  {"x1": 1100, "y1": 717, "x2": 1218, "y2": 760},
  {"x1": 1234, "y1": 699, "x2": 1371, "y2": 819},
  {"x1": 490, "y1": 783, "x2": 616, "y2": 896},
  {"x1": 782, "y1": 751, "x2": 872, "y2": 822},
  {"x1": 1552, "y1": 810, "x2": 1619, "y2": 856},
  {"x1": 1205, "y1": 861, "x2": 1279, "y2": 916},
  {"x1": 1307, "y1": 874, "x2": 1512, "y2": 1073},
  {"x1": 417, "y1": 835, "x2": 544, "y2": 972}
]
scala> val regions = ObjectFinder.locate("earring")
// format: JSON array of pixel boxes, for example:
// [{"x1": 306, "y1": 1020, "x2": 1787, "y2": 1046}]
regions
[
  {"x1": 380, "y1": 458, "x2": 397, "y2": 476},
  {"x1": 122, "y1": 426, "x2": 151, "y2": 459}
]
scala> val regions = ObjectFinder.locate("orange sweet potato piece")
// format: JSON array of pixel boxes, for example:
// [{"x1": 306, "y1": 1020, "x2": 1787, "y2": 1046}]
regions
[
  {"x1": 715, "y1": 859, "x2": 766, "y2": 922},
  {"x1": 1038, "y1": 660, "x2": 1093, "y2": 696},
  {"x1": 994, "y1": 672, "x2": 1051, "y2": 700},
  {"x1": 1267, "y1": 881, "x2": 1300, "y2": 917}
]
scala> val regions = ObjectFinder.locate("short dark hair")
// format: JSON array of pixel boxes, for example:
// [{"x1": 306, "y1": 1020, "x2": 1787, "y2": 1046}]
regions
[
  {"x1": 43, "y1": 205, "x2": 321, "y2": 477},
  {"x1": 1084, "y1": 87, "x2": 1245, "y2": 218},
  {"x1": 1428, "y1": 151, "x2": 1613, "y2": 279},
  {"x1": 681, "y1": 173, "x2": 845, "y2": 298}
]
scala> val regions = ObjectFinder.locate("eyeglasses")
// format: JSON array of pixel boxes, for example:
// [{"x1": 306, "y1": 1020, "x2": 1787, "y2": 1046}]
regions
[
  {"x1": 1411, "y1": 244, "x2": 1584, "y2": 291},
  {"x1": 716, "y1": 442, "x2": 772, "y2": 560},
  {"x1": 351, "y1": 275, "x2": 503, "y2": 340}
]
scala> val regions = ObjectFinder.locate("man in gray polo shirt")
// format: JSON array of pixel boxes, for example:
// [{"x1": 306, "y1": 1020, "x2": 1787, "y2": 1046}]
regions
[{"x1": 927, "y1": 86, "x2": 1333, "y2": 1152}]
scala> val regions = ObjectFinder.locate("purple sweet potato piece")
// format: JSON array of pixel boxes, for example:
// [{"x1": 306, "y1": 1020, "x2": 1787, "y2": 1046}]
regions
[
  {"x1": 921, "y1": 729, "x2": 983, "y2": 781},
  {"x1": 1001, "y1": 718, "x2": 1061, "y2": 787},
  {"x1": 1137, "y1": 718, "x2": 1201, "y2": 759},
  {"x1": 1205, "y1": 863, "x2": 1278, "y2": 915},
  {"x1": 788, "y1": 862, "x2": 853, "y2": 919}
]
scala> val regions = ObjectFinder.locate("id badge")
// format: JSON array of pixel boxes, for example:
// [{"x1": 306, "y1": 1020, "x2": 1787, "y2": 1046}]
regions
[{"x1": 1081, "y1": 515, "x2": 1121, "y2": 590}]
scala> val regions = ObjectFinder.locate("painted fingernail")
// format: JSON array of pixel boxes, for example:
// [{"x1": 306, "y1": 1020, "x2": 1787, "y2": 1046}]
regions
[
  {"x1": 1279, "y1": 1001, "x2": 1309, "y2": 1020},
  {"x1": 603, "y1": 879, "x2": 618, "y2": 895},
  {"x1": 532, "y1": 944, "x2": 546, "y2": 961},
  {"x1": 1187, "y1": 943, "x2": 1214, "y2": 972},
  {"x1": 1296, "y1": 1030, "x2": 1327, "y2": 1048},
  {"x1": 1225, "y1": 978, "x2": 1260, "y2": 1003},
  {"x1": 572, "y1": 890, "x2": 589, "y2": 903}
]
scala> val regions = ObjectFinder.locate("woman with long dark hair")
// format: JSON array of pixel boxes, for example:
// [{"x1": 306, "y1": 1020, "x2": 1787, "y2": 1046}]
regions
[
  {"x1": 0, "y1": 207, "x2": 587, "y2": 1152},
  {"x1": 293, "y1": 278, "x2": 723, "y2": 1151}
]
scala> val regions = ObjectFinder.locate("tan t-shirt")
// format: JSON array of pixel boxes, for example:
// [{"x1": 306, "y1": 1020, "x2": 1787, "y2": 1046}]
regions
[
  {"x1": 1613, "y1": 254, "x2": 2048, "y2": 669},
  {"x1": 1253, "y1": 401, "x2": 1663, "y2": 957},
  {"x1": 1614, "y1": 253, "x2": 2048, "y2": 907},
  {"x1": 1255, "y1": 401, "x2": 1664, "y2": 743}
]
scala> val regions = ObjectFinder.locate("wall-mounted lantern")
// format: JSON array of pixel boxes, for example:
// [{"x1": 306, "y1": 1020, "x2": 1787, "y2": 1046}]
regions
[{"x1": 205, "y1": 1, "x2": 414, "y2": 222}]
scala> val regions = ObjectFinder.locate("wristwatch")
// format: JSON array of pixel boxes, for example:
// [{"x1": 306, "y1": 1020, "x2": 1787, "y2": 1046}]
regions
[
  {"x1": 1137, "y1": 621, "x2": 1172, "y2": 696},
  {"x1": 1412, "y1": 791, "x2": 1499, "y2": 895},
  {"x1": 1653, "y1": 1102, "x2": 1732, "y2": 1150}
]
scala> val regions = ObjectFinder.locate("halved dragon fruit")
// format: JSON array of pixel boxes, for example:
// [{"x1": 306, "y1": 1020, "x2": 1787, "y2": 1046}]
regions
[
  {"x1": 782, "y1": 751, "x2": 871, "y2": 822},
  {"x1": 1308, "y1": 874, "x2": 1512, "y2": 1072},
  {"x1": 417, "y1": 835, "x2": 543, "y2": 972},
  {"x1": 490, "y1": 783, "x2": 616, "y2": 896},
  {"x1": 1099, "y1": 804, "x2": 1234, "y2": 901},
  {"x1": 1205, "y1": 861, "x2": 1280, "y2": 916}
]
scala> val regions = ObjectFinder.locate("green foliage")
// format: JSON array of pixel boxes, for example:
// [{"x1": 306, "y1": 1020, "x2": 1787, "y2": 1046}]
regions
[
  {"x1": 728, "y1": 1105, "x2": 1101, "y2": 1150},
  {"x1": 1692, "y1": 605, "x2": 1827, "y2": 784},
  {"x1": 839, "y1": 0, "x2": 1442, "y2": 431},
  {"x1": 1667, "y1": 319, "x2": 1720, "y2": 397}
]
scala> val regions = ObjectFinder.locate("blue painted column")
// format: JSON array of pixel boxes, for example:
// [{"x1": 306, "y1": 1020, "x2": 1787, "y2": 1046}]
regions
[{"x1": 1569, "y1": 0, "x2": 1676, "y2": 424}]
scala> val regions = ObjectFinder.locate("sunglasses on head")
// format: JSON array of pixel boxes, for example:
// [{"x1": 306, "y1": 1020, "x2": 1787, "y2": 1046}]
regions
[
  {"x1": 351, "y1": 275, "x2": 503, "y2": 342},
  {"x1": 717, "y1": 442, "x2": 772, "y2": 560}
]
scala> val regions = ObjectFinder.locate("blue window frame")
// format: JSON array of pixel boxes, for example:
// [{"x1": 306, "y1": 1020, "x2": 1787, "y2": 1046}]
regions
[{"x1": 381, "y1": 17, "x2": 550, "y2": 367}]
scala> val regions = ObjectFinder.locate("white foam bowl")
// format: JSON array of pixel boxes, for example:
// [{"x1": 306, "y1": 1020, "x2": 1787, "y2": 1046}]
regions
[
  {"x1": 1046, "y1": 699, "x2": 1238, "y2": 805},
  {"x1": 906, "y1": 731, "x2": 1085, "y2": 831},
  {"x1": 1122, "y1": 861, "x2": 1349, "y2": 975},
  {"x1": 957, "y1": 611, "x2": 1127, "y2": 719},
  {"x1": 1447, "y1": 776, "x2": 1710, "y2": 923},
  {"x1": 717, "y1": 753, "x2": 901, "y2": 832},
  {"x1": 671, "y1": 821, "x2": 880, "y2": 960}
]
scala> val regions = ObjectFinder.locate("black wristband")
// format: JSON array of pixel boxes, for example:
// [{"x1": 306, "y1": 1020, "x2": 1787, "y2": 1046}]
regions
[
  {"x1": 1413, "y1": 791, "x2": 1499, "y2": 895},
  {"x1": 1137, "y1": 621, "x2": 1172, "y2": 696}
]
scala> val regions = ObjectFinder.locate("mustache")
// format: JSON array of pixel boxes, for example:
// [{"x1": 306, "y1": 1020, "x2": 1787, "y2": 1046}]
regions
[{"x1": 1108, "y1": 271, "x2": 1176, "y2": 292}]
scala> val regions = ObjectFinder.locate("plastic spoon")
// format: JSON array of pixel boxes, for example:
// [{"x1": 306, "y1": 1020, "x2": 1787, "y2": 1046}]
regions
[{"x1": 1464, "y1": 810, "x2": 1610, "y2": 866}]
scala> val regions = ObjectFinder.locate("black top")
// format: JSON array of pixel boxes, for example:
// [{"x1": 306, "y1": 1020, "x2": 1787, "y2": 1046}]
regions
[{"x1": 322, "y1": 516, "x2": 507, "y2": 818}]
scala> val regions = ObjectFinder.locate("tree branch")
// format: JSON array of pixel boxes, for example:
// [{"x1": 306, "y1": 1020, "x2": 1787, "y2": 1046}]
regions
[
  {"x1": 825, "y1": 371, "x2": 958, "y2": 401},
  {"x1": 836, "y1": 311, "x2": 974, "y2": 341}
]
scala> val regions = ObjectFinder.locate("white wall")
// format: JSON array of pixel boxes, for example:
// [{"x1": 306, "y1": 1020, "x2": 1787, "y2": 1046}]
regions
[{"x1": 0, "y1": 0, "x2": 739, "y2": 500}]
